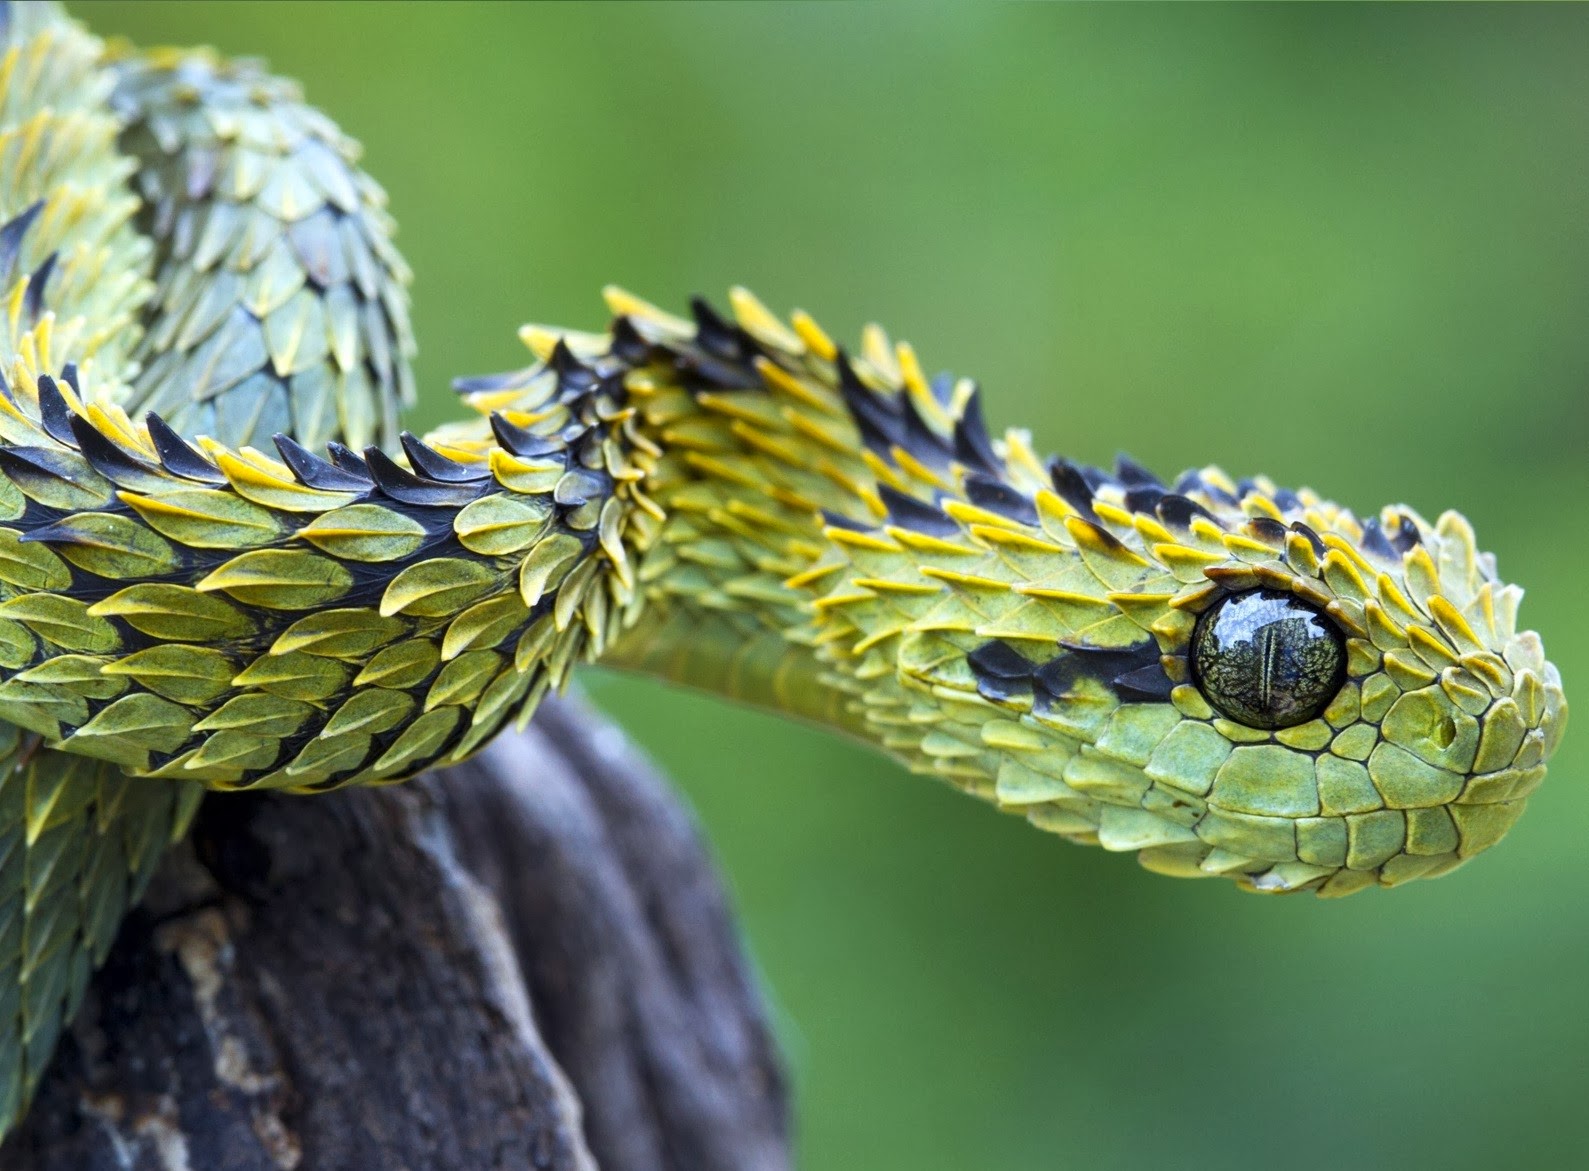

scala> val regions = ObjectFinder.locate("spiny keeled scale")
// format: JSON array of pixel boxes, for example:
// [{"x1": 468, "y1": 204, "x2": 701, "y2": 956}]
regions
[
  {"x1": 0, "y1": 312, "x2": 659, "y2": 789},
  {"x1": 0, "y1": 0, "x2": 1568, "y2": 1144},
  {"x1": 108, "y1": 43, "x2": 417, "y2": 451}
]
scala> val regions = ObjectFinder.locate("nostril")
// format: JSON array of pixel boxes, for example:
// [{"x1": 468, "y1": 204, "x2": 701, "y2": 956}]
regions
[{"x1": 1433, "y1": 715, "x2": 1457, "y2": 750}]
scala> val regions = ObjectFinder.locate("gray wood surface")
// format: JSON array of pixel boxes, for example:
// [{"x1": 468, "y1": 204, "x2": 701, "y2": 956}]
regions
[{"x1": 2, "y1": 696, "x2": 790, "y2": 1171}]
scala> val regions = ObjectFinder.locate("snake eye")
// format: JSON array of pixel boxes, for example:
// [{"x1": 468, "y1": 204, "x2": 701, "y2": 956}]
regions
[{"x1": 1190, "y1": 588, "x2": 1346, "y2": 730}]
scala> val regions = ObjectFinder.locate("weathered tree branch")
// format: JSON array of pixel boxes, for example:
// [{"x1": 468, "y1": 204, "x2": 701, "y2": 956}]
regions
[{"x1": 2, "y1": 695, "x2": 790, "y2": 1171}]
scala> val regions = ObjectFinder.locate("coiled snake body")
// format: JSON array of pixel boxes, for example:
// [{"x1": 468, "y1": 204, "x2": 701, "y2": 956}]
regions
[{"x1": 0, "y1": 2, "x2": 1567, "y2": 1135}]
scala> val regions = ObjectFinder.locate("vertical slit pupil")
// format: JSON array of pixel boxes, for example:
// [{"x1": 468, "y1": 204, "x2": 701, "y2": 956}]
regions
[{"x1": 1190, "y1": 588, "x2": 1346, "y2": 730}]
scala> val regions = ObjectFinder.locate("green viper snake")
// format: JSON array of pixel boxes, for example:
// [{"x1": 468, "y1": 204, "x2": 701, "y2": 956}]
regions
[{"x1": 0, "y1": 1, "x2": 1568, "y2": 1137}]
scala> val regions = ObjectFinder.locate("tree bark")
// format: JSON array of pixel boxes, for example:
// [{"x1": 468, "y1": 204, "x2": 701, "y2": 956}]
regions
[{"x1": 0, "y1": 695, "x2": 790, "y2": 1171}]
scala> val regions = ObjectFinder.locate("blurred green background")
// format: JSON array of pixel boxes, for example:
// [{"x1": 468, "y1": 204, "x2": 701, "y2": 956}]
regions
[{"x1": 81, "y1": 3, "x2": 1589, "y2": 1167}]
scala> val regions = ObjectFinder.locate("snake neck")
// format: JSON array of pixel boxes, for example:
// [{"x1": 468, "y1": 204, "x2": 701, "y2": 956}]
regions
[
  {"x1": 502, "y1": 289, "x2": 1051, "y2": 743},
  {"x1": 572, "y1": 292, "x2": 880, "y2": 730},
  {"x1": 513, "y1": 289, "x2": 1144, "y2": 764}
]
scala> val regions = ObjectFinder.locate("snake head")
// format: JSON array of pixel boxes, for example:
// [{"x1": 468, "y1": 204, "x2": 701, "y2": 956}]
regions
[
  {"x1": 1070, "y1": 468, "x2": 1570, "y2": 896},
  {"x1": 807, "y1": 389, "x2": 1566, "y2": 895}
]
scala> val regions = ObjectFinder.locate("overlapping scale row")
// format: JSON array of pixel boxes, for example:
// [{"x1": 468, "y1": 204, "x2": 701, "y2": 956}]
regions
[
  {"x1": 0, "y1": 722, "x2": 199, "y2": 1121},
  {"x1": 587, "y1": 287, "x2": 886, "y2": 719},
  {"x1": 0, "y1": 330, "x2": 660, "y2": 792},
  {"x1": 106, "y1": 42, "x2": 416, "y2": 451}
]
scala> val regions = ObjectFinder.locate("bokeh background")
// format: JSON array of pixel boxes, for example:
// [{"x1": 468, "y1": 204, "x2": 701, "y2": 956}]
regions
[{"x1": 82, "y1": 4, "x2": 1589, "y2": 1168}]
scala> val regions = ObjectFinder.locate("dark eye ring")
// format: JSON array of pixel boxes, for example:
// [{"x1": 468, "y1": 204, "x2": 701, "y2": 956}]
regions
[{"x1": 1190, "y1": 588, "x2": 1346, "y2": 730}]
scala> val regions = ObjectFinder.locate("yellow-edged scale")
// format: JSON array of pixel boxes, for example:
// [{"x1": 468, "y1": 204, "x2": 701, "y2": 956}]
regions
[{"x1": 0, "y1": 0, "x2": 1567, "y2": 1139}]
